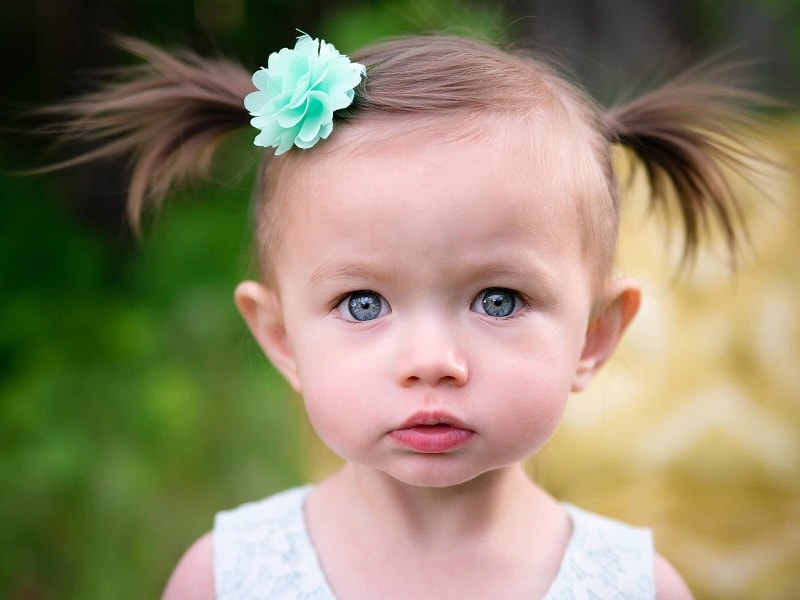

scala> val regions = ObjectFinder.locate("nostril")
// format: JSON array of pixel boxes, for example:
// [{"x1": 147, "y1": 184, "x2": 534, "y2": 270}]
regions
[
  {"x1": 395, "y1": 345, "x2": 469, "y2": 387},
  {"x1": 398, "y1": 366, "x2": 468, "y2": 388}
]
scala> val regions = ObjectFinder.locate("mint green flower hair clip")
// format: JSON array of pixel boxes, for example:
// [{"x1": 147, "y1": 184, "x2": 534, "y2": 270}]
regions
[{"x1": 244, "y1": 33, "x2": 367, "y2": 155}]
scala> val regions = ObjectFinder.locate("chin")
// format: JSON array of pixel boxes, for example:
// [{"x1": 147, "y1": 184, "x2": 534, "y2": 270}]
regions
[{"x1": 383, "y1": 457, "x2": 492, "y2": 489}]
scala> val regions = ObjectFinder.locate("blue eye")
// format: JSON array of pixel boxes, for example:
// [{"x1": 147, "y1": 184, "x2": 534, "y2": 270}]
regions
[
  {"x1": 473, "y1": 288, "x2": 519, "y2": 318},
  {"x1": 339, "y1": 291, "x2": 389, "y2": 322}
]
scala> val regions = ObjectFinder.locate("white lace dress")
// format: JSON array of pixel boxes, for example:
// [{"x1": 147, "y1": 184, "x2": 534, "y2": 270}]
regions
[{"x1": 214, "y1": 486, "x2": 655, "y2": 599}]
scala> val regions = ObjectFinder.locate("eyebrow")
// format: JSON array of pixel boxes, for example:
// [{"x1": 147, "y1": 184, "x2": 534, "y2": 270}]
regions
[
  {"x1": 456, "y1": 262, "x2": 548, "y2": 283},
  {"x1": 457, "y1": 261, "x2": 560, "y2": 304},
  {"x1": 308, "y1": 263, "x2": 397, "y2": 287}
]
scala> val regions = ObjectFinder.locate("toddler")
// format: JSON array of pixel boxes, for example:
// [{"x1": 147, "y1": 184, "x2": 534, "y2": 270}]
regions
[{"x1": 45, "y1": 32, "x2": 769, "y2": 599}]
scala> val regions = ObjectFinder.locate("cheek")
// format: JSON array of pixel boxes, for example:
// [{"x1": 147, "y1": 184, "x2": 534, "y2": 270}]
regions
[
  {"x1": 491, "y1": 361, "x2": 572, "y2": 435},
  {"x1": 292, "y1": 326, "x2": 384, "y2": 394},
  {"x1": 476, "y1": 331, "x2": 584, "y2": 451},
  {"x1": 298, "y1": 373, "x2": 352, "y2": 457},
  {"x1": 292, "y1": 342, "x2": 385, "y2": 457}
]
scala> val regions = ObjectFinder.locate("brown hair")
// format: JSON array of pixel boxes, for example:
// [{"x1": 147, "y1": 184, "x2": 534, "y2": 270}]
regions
[
  {"x1": 35, "y1": 36, "x2": 253, "y2": 230},
  {"x1": 38, "y1": 34, "x2": 768, "y2": 280}
]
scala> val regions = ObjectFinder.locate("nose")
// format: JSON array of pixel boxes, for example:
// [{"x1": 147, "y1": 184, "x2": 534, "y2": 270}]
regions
[{"x1": 395, "y1": 319, "x2": 469, "y2": 388}]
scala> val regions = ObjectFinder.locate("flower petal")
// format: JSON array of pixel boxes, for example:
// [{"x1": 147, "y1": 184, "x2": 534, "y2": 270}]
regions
[
  {"x1": 317, "y1": 121, "x2": 333, "y2": 140},
  {"x1": 277, "y1": 99, "x2": 308, "y2": 128},
  {"x1": 326, "y1": 88, "x2": 353, "y2": 112},
  {"x1": 275, "y1": 131, "x2": 298, "y2": 154},
  {"x1": 244, "y1": 90, "x2": 267, "y2": 114},
  {"x1": 251, "y1": 69, "x2": 271, "y2": 91}
]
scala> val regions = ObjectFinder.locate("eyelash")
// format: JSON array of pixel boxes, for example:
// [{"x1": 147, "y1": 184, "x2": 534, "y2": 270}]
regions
[{"x1": 333, "y1": 288, "x2": 528, "y2": 322}]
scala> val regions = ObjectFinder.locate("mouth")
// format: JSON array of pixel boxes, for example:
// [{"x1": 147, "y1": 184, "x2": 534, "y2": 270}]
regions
[{"x1": 389, "y1": 411, "x2": 475, "y2": 453}]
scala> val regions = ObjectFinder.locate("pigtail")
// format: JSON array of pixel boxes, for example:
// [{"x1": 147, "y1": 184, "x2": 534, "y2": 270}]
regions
[
  {"x1": 602, "y1": 66, "x2": 770, "y2": 269},
  {"x1": 36, "y1": 36, "x2": 254, "y2": 229}
]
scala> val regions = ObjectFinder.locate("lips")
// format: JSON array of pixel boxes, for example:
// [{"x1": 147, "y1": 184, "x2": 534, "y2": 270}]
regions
[{"x1": 389, "y1": 411, "x2": 475, "y2": 453}]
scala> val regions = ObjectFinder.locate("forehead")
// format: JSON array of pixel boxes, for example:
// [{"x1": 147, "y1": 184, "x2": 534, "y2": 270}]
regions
[
  {"x1": 277, "y1": 115, "x2": 587, "y2": 217},
  {"x1": 295, "y1": 119, "x2": 551, "y2": 201},
  {"x1": 270, "y1": 118, "x2": 594, "y2": 286}
]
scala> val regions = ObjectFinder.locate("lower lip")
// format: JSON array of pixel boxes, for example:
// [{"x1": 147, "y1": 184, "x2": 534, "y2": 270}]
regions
[{"x1": 389, "y1": 425, "x2": 475, "y2": 453}]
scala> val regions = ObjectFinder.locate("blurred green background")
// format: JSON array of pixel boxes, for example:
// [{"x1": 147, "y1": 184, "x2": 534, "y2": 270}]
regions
[{"x1": 1, "y1": 1, "x2": 798, "y2": 598}]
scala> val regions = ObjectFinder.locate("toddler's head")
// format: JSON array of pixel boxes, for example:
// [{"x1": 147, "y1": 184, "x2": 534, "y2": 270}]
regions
[{"x1": 240, "y1": 40, "x2": 617, "y2": 487}]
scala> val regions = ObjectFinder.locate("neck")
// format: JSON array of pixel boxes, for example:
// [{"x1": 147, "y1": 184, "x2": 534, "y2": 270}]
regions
[{"x1": 326, "y1": 462, "x2": 547, "y2": 547}]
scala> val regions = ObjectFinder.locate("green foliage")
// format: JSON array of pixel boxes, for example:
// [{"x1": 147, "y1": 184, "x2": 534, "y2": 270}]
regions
[
  {"x1": 322, "y1": 0, "x2": 510, "y2": 51},
  {"x1": 0, "y1": 163, "x2": 305, "y2": 597},
  {"x1": 753, "y1": 0, "x2": 800, "y2": 65}
]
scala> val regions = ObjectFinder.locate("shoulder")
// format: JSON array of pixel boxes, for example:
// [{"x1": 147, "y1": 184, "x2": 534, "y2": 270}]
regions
[
  {"x1": 566, "y1": 507, "x2": 693, "y2": 598},
  {"x1": 654, "y1": 552, "x2": 693, "y2": 599},
  {"x1": 162, "y1": 531, "x2": 214, "y2": 600}
]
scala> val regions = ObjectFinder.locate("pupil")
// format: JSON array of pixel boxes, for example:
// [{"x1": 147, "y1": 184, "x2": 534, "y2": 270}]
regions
[{"x1": 482, "y1": 288, "x2": 514, "y2": 318}]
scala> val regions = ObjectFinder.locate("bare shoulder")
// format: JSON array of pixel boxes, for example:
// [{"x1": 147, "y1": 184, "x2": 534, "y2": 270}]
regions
[
  {"x1": 162, "y1": 531, "x2": 215, "y2": 600},
  {"x1": 654, "y1": 552, "x2": 693, "y2": 599}
]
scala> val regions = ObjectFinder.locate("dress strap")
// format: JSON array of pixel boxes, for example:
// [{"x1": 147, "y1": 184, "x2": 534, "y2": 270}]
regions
[
  {"x1": 213, "y1": 485, "x2": 334, "y2": 599},
  {"x1": 543, "y1": 503, "x2": 656, "y2": 599}
]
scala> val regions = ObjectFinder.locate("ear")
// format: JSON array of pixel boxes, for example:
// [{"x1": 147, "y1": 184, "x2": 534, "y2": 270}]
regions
[
  {"x1": 234, "y1": 280, "x2": 301, "y2": 392},
  {"x1": 571, "y1": 277, "x2": 641, "y2": 393}
]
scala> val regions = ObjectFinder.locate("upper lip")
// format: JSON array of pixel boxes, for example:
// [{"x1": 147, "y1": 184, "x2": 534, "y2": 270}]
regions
[{"x1": 396, "y1": 411, "x2": 473, "y2": 430}]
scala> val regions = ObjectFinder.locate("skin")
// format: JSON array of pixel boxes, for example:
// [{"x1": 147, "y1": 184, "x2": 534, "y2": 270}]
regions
[{"x1": 163, "y1": 121, "x2": 692, "y2": 599}]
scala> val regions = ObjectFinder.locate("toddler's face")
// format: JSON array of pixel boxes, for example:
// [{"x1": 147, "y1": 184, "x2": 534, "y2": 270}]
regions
[{"x1": 260, "y1": 125, "x2": 600, "y2": 488}]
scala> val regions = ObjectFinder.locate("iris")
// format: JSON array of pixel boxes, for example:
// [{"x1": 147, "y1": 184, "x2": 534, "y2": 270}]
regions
[
  {"x1": 347, "y1": 292, "x2": 383, "y2": 321},
  {"x1": 480, "y1": 288, "x2": 516, "y2": 318}
]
